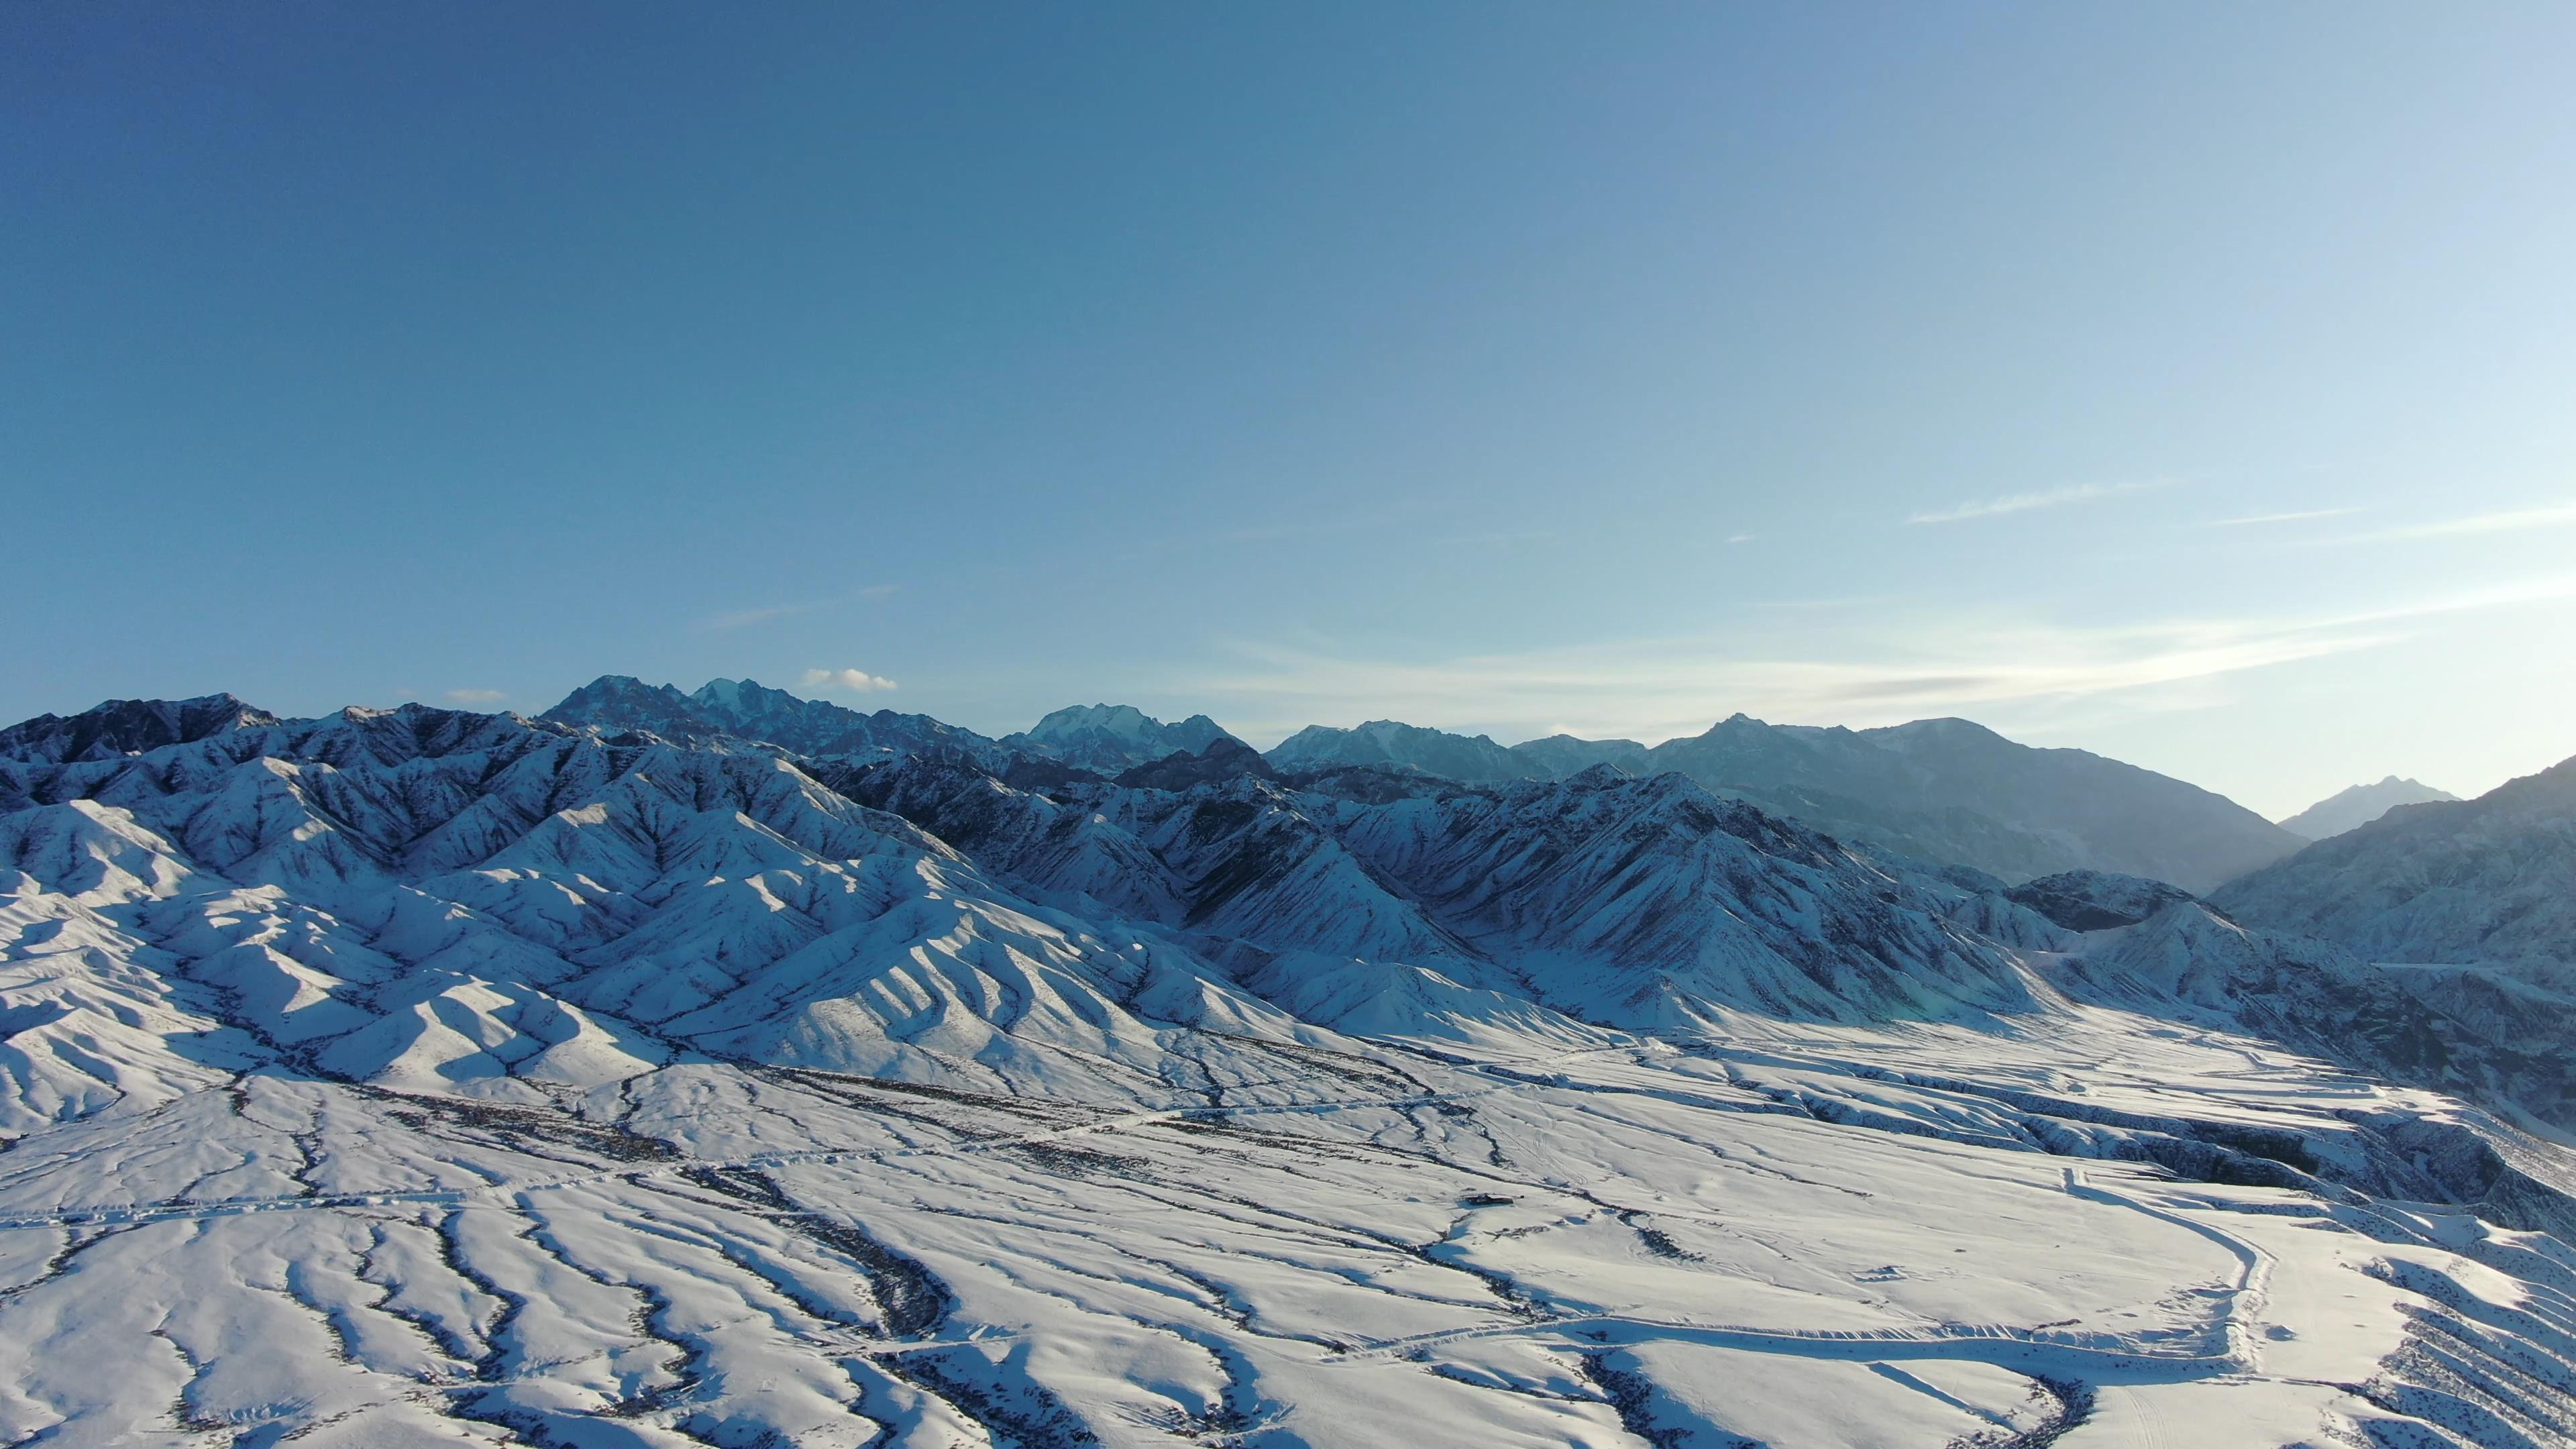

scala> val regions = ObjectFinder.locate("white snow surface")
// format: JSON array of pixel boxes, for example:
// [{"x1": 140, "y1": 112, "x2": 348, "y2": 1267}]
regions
[{"x1": 0, "y1": 704, "x2": 2571, "y2": 1447}]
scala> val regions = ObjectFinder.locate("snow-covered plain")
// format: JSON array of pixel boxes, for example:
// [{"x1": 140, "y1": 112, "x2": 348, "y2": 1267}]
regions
[{"x1": 1, "y1": 702, "x2": 2571, "y2": 1447}]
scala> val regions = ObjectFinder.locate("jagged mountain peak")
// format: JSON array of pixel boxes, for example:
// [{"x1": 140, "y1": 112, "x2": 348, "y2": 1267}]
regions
[
  {"x1": 1028, "y1": 702, "x2": 1157, "y2": 737},
  {"x1": 1004, "y1": 702, "x2": 1239, "y2": 773}
]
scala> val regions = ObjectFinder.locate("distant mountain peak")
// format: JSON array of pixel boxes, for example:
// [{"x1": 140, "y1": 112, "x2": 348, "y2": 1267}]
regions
[
  {"x1": 1265, "y1": 719, "x2": 1537, "y2": 785},
  {"x1": 2276, "y1": 775, "x2": 2459, "y2": 841},
  {"x1": 1005, "y1": 704, "x2": 1238, "y2": 772}
]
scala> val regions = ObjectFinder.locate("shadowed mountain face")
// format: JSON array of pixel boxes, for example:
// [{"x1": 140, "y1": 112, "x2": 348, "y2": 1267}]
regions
[
  {"x1": 2006, "y1": 870, "x2": 2198, "y2": 932},
  {"x1": 0, "y1": 694, "x2": 279, "y2": 764},
  {"x1": 2214, "y1": 753, "x2": 2576, "y2": 969},
  {"x1": 1111, "y1": 736, "x2": 1281, "y2": 792},
  {"x1": 2277, "y1": 775, "x2": 2461, "y2": 840}
]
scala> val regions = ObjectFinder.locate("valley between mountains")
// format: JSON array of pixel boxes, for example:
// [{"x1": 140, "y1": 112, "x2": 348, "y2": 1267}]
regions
[{"x1": 0, "y1": 682, "x2": 2571, "y2": 1448}]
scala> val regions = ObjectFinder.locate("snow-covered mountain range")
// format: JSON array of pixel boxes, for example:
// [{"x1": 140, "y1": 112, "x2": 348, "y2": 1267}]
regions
[
  {"x1": 2279, "y1": 774, "x2": 2463, "y2": 840},
  {"x1": 1, "y1": 684, "x2": 2571, "y2": 1447},
  {"x1": 1271, "y1": 711, "x2": 2305, "y2": 892},
  {"x1": 528, "y1": 677, "x2": 2304, "y2": 893},
  {"x1": 543, "y1": 674, "x2": 1008, "y2": 765}
]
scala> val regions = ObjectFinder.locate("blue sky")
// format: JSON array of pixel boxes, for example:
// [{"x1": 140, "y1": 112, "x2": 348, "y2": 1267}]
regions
[{"x1": 6, "y1": 3, "x2": 2573, "y2": 817}]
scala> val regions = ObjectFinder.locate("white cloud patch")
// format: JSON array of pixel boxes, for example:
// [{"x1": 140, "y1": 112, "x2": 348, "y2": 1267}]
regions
[
  {"x1": 801, "y1": 667, "x2": 898, "y2": 694},
  {"x1": 445, "y1": 688, "x2": 507, "y2": 704},
  {"x1": 1908, "y1": 478, "x2": 2167, "y2": 525}
]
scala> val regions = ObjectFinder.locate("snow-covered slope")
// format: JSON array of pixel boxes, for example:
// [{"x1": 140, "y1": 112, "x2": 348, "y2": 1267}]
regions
[
  {"x1": 2214, "y1": 753, "x2": 2576, "y2": 969},
  {"x1": 1000, "y1": 703, "x2": 1238, "y2": 773},
  {"x1": 5, "y1": 692, "x2": 2576, "y2": 1448},
  {"x1": 2053, "y1": 899, "x2": 2576, "y2": 1132},
  {"x1": 2280, "y1": 773, "x2": 2462, "y2": 840}
]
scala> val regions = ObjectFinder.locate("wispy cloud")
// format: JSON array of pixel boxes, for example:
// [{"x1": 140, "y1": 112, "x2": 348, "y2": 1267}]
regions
[
  {"x1": 2204, "y1": 506, "x2": 2361, "y2": 527},
  {"x1": 1907, "y1": 478, "x2": 2167, "y2": 526},
  {"x1": 802, "y1": 667, "x2": 898, "y2": 694},
  {"x1": 707, "y1": 603, "x2": 813, "y2": 630},
  {"x1": 1177, "y1": 574, "x2": 2576, "y2": 748},
  {"x1": 1726, "y1": 533, "x2": 1756, "y2": 545},
  {"x1": 701, "y1": 585, "x2": 900, "y2": 631},
  {"x1": 2341, "y1": 501, "x2": 2576, "y2": 543},
  {"x1": 445, "y1": 688, "x2": 507, "y2": 704}
]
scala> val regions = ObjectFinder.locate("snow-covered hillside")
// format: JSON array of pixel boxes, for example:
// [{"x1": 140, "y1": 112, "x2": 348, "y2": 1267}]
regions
[
  {"x1": 2214, "y1": 753, "x2": 2576, "y2": 970},
  {"x1": 1, "y1": 692, "x2": 2572, "y2": 1448}
]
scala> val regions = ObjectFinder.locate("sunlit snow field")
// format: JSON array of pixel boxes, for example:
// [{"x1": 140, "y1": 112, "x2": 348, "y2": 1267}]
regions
[{"x1": 1, "y1": 1022, "x2": 2565, "y2": 1447}]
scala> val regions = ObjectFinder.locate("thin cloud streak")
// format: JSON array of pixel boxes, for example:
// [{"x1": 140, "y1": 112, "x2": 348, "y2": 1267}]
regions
[
  {"x1": 707, "y1": 603, "x2": 813, "y2": 629},
  {"x1": 444, "y1": 688, "x2": 507, "y2": 704},
  {"x1": 1907, "y1": 478, "x2": 2167, "y2": 525},
  {"x1": 700, "y1": 584, "x2": 900, "y2": 631},
  {"x1": 2204, "y1": 506, "x2": 2361, "y2": 527},
  {"x1": 1183, "y1": 574, "x2": 2576, "y2": 749},
  {"x1": 2329, "y1": 501, "x2": 2576, "y2": 543}
]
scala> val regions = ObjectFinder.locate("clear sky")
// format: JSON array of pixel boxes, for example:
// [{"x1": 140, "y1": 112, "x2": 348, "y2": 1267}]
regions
[{"x1": 7, "y1": 4, "x2": 2573, "y2": 818}]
